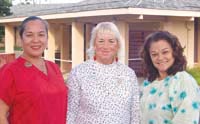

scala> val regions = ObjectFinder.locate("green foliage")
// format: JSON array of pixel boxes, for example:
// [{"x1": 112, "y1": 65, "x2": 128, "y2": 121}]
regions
[
  {"x1": 14, "y1": 46, "x2": 22, "y2": 51},
  {"x1": 0, "y1": 0, "x2": 12, "y2": 17},
  {"x1": 0, "y1": 0, "x2": 12, "y2": 42},
  {"x1": 0, "y1": 47, "x2": 5, "y2": 50},
  {"x1": 187, "y1": 66, "x2": 200, "y2": 85},
  {"x1": 0, "y1": 46, "x2": 22, "y2": 51}
]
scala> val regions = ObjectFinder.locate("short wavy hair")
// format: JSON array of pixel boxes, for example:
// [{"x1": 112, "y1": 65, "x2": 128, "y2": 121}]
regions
[
  {"x1": 87, "y1": 22, "x2": 122, "y2": 59},
  {"x1": 140, "y1": 31, "x2": 187, "y2": 82}
]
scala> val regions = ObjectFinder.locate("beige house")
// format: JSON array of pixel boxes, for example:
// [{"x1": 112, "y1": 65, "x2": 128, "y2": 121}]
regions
[{"x1": 0, "y1": 0, "x2": 200, "y2": 77}]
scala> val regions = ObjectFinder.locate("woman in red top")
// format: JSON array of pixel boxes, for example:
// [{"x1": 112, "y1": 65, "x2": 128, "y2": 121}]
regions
[{"x1": 0, "y1": 16, "x2": 67, "y2": 124}]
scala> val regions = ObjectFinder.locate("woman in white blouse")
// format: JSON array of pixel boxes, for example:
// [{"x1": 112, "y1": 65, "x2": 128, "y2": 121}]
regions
[{"x1": 66, "y1": 22, "x2": 140, "y2": 124}]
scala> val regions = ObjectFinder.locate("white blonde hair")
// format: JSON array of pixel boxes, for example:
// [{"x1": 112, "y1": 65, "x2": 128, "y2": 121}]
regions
[{"x1": 87, "y1": 22, "x2": 122, "y2": 59}]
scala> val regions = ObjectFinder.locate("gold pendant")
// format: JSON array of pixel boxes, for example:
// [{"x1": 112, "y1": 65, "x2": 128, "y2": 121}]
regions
[{"x1": 24, "y1": 61, "x2": 32, "y2": 68}]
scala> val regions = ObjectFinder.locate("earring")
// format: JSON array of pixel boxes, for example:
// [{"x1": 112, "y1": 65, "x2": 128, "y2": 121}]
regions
[
  {"x1": 93, "y1": 56, "x2": 96, "y2": 61},
  {"x1": 115, "y1": 56, "x2": 118, "y2": 62}
]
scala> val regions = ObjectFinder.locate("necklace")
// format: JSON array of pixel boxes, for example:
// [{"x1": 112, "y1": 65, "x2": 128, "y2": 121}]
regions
[
  {"x1": 23, "y1": 57, "x2": 47, "y2": 75},
  {"x1": 37, "y1": 60, "x2": 47, "y2": 75}
]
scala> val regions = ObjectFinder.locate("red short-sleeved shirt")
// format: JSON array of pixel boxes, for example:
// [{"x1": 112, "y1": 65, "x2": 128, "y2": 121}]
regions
[{"x1": 0, "y1": 57, "x2": 68, "y2": 124}]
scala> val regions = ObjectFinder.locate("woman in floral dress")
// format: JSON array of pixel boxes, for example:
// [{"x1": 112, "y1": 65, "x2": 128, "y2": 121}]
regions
[{"x1": 140, "y1": 31, "x2": 200, "y2": 124}]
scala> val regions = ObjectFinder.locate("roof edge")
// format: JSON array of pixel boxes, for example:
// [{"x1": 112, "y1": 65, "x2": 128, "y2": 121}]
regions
[{"x1": 0, "y1": 7, "x2": 199, "y2": 23}]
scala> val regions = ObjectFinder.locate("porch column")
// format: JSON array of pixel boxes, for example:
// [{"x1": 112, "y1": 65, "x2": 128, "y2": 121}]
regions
[
  {"x1": 44, "y1": 23, "x2": 56, "y2": 62},
  {"x1": 71, "y1": 22, "x2": 84, "y2": 67},
  {"x1": 5, "y1": 24, "x2": 15, "y2": 53},
  {"x1": 115, "y1": 21, "x2": 129, "y2": 65}
]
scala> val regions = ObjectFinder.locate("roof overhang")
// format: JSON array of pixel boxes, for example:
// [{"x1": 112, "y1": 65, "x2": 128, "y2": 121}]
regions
[{"x1": 0, "y1": 7, "x2": 200, "y2": 23}]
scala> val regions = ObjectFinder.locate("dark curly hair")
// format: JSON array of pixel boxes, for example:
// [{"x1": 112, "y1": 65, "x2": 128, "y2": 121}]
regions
[{"x1": 140, "y1": 31, "x2": 187, "y2": 82}]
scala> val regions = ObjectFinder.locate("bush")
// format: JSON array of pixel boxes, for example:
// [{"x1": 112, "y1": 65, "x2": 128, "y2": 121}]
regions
[
  {"x1": 14, "y1": 46, "x2": 22, "y2": 51},
  {"x1": 0, "y1": 47, "x2": 5, "y2": 50},
  {"x1": 0, "y1": 46, "x2": 22, "y2": 52},
  {"x1": 187, "y1": 66, "x2": 200, "y2": 85}
]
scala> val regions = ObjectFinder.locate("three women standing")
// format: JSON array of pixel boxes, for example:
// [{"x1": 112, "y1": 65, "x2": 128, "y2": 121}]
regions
[{"x1": 2, "y1": 16, "x2": 199, "y2": 124}]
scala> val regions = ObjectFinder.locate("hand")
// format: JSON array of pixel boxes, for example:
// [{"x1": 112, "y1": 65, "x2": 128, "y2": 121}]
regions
[{"x1": 0, "y1": 99, "x2": 9, "y2": 124}]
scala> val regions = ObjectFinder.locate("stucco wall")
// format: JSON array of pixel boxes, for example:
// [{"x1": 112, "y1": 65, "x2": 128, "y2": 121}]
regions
[
  {"x1": 198, "y1": 21, "x2": 200, "y2": 64},
  {"x1": 162, "y1": 20, "x2": 195, "y2": 67}
]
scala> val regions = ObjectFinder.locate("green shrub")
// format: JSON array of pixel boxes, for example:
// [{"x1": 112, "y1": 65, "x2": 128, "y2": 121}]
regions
[
  {"x1": 187, "y1": 66, "x2": 200, "y2": 85},
  {"x1": 14, "y1": 46, "x2": 22, "y2": 51},
  {"x1": 0, "y1": 47, "x2": 4, "y2": 50},
  {"x1": 0, "y1": 46, "x2": 22, "y2": 51}
]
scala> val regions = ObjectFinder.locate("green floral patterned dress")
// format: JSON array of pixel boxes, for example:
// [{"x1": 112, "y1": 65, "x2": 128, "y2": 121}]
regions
[{"x1": 140, "y1": 71, "x2": 200, "y2": 124}]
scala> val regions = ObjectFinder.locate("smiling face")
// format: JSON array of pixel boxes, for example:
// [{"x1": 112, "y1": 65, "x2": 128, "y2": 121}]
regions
[
  {"x1": 94, "y1": 31, "x2": 119, "y2": 64},
  {"x1": 149, "y1": 40, "x2": 175, "y2": 79},
  {"x1": 21, "y1": 19, "x2": 48, "y2": 58}
]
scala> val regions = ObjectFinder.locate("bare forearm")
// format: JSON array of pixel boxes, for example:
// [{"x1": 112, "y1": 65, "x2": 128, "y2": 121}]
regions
[
  {"x1": 0, "y1": 116, "x2": 8, "y2": 124},
  {"x1": 0, "y1": 100, "x2": 9, "y2": 124}
]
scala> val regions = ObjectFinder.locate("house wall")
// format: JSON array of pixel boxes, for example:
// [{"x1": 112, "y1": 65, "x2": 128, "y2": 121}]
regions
[
  {"x1": 115, "y1": 21, "x2": 129, "y2": 65},
  {"x1": 197, "y1": 20, "x2": 200, "y2": 64},
  {"x1": 162, "y1": 20, "x2": 195, "y2": 67},
  {"x1": 85, "y1": 24, "x2": 95, "y2": 60},
  {"x1": 61, "y1": 25, "x2": 72, "y2": 73}
]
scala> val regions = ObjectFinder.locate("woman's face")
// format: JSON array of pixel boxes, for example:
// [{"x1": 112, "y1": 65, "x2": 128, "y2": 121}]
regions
[
  {"x1": 94, "y1": 32, "x2": 119, "y2": 64},
  {"x1": 21, "y1": 20, "x2": 48, "y2": 58},
  {"x1": 149, "y1": 40, "x2": 175, "y2": 78}
]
